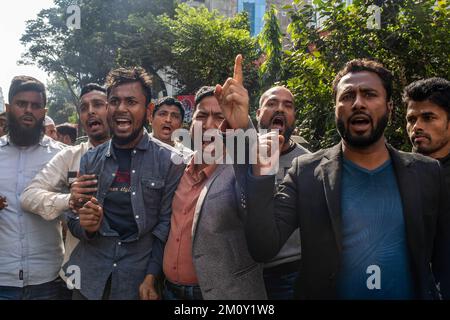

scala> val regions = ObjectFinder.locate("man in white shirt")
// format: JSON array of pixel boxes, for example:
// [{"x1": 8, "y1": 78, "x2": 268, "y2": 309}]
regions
[
  {"x1": 20, "y1": 83, "x2": 110, "y2": 292},
  {"x1": 0, "y1": 76, "x2": 65, "y2": 299}
]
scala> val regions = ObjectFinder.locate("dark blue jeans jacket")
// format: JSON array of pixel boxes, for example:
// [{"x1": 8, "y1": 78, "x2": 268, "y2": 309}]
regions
[{"x1": 64, "y1": 133, "x2": 187, "y2": 299}]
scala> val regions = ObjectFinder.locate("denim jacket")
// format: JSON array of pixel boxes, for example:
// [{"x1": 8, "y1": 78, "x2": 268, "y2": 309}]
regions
[{"x1": 64, "y1": 132, "x2": 188, "y2": 299}]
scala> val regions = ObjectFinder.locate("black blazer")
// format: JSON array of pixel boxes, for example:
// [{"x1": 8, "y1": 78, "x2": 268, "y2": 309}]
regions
[{"x1": 242, "y1": 142, "x2": 450, "y2": 299}]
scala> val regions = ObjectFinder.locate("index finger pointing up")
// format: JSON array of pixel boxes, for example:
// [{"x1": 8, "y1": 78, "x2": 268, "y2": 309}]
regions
[{"x1": 233, "y1": 54, "x2": 243, "y2": 85}]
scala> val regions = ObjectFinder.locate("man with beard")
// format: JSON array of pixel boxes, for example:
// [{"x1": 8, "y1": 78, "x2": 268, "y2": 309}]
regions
[
  {"x1": 256, "y1": 86, "x2": 309, "y2": 300},
  {"x1": 20, "y1": 83, "x2": 110, "y2": 293},
  {"x1": 218, "y1": 58, "x2": 450, "y2": 299},
  {"x1": 162, "y1": 84, "x2": 266, "y2": 300},
  {"x1": 0, "y1": 76, "x2": 65, "y2": 299},
  {"x1": 64, "y1": 67, "x2": 186, "y2": 300},
  {"x1": 404, "y1": 77, "x2": 450, "y2": 190}
]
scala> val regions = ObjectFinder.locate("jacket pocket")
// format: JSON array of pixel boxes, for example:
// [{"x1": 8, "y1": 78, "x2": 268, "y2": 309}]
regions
[{"x1": 233, "y1": 263, "x2": 259, "y2": 278}]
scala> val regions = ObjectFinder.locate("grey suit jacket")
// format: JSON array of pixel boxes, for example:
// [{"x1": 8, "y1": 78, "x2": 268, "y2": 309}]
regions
[{"x1": 191, "y1": 164, "x2": 267, "y2": 300}]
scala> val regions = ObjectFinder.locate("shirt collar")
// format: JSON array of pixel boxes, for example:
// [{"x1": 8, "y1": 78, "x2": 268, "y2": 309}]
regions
[
  {"x1": 185, "y1": 154, "x2": 218, "y2": 184},
  {"x1": 105, "y1": 129, "x2": 149, "y2": 158}
]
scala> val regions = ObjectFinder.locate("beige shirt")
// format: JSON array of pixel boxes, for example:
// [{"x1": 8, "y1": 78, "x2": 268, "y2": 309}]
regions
[{"x1": 20, "y1": 141, "x2": 94, "y2": 280}]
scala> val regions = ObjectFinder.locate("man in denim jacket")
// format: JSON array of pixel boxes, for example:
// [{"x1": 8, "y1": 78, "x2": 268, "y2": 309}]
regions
[{"x1": 64, "y1": 67, "x2": 187, "y2": 300}]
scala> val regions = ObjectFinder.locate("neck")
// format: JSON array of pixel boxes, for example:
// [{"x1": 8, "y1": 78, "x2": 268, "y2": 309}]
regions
[
  {"x1": 163, "y1": 139, "x2": 174, "y2": 147},
  {"x1": 428, "y1": 144, "x2": 450, "y2": 160},
  {"x1": 114, "y1": 130, "x2": 144, "y2": 149},
  {"x1": 89, "y1": 136, "x2": 110, "y2": 147},
  {"x1": 342, "y1": 136, "x2": 390, "y2": 170}
]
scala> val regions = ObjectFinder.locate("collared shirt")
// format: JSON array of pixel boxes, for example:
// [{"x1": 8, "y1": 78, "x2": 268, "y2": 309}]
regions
[
  {"x1": 20, "y1": 140, "x2": 95, "y2": 280},
  {"x1": 163, "y1": 156, "x2": 217, "y2": 285},
  {"x1": 64, "y1": 132, "x2": 187, "y2": 299},
  {"x1": 0, "y1": 134, "x2": 65, "y2": 287}
]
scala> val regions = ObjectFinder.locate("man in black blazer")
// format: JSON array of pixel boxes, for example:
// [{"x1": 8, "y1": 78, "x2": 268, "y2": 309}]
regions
[{"x1": 216, "y1": 57, "x2": 450, "y2": 299}]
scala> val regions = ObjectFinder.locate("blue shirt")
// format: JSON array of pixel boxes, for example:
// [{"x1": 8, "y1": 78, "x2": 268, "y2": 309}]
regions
[
  {"x1": 0, "y1": 135, "x2": 65, "y2": 287},
  {"x1": 337, "y1": 157, "x2": 415, "y2": 299}
]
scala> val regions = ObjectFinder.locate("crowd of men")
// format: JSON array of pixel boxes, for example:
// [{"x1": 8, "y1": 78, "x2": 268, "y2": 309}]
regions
[{"x1": 0, "y1": 54, "x2": 449, "y2": 300}]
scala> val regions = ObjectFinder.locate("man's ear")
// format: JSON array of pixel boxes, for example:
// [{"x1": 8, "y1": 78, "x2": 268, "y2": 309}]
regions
[
  {"x1": 147, "y1": 106, "x2": 153, "y2": 124},
  {"x1": 387, "y1": 100, "x2": 394, "y2": 120},
  {"x1": 5, "y1": 104, "x2": 10, "y2": 112}
]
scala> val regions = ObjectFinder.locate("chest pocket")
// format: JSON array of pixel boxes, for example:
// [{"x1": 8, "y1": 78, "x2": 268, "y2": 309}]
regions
[{"x1": 141, "y1": 177, "x2": 165, "y2": 209}]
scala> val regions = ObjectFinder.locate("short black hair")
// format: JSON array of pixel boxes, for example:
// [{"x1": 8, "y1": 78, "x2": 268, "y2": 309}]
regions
[
  {"x1": 105, "y1": 67, "x2": 153, "y2": 107},
  {"x1": 402, "y1": 77, "x2": 450, "y2": 115},
  {"x1": 153, "y1": 96, "x2": 185, "y2": 121},
  {"x1": 56, "y1": 123, "x2": 78, "y2": 144},
  {"x1": 8, "y1": 76, "x2": 46, "y2": 106},
  {"x1": 194, "y1": 86, "x2": 215, "y2": 109},
  {"x1": 80, "y1": 83, "x2": 106, "y2": 99},
  {"x1": 332, "y1": 59, "x2": 393, "y2": 102}
]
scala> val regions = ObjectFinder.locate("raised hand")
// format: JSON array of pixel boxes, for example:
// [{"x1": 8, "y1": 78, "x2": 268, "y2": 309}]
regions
[{"x1": 215, "y1": 54, "x2": 249, "y2": 129}]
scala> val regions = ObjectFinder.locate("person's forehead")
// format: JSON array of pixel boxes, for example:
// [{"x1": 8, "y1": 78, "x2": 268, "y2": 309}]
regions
[
  {"x1": 12, "y1": 90, "x2": 45, "y2": 104},
  {"x1": 81, "y1": 90, "x2": 107, "y2": 103},
  {"x1": 197, "y1": 96, "x2": 221, "y2": 112},
  {"x1": 263, "y1": 87, "x2": 293, "y2": 103},
  {"x1": 158, "y1": 104, "x2": 181, "y2": 113},
  {"x1": 407, "y1": 100, "x2": 446, "y2": 115},
  {"x1": 337, "y1": 71, "x2": 384, "y2": 92},
  {"x1": 110, "y1": 82, "x2": 145, "y2": 98}
]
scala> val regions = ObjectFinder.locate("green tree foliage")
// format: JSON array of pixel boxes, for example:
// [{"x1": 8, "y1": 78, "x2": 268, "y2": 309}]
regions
[
  {"x1": 46, "y1": 75, "x2": 78, "y2": 126},
  {"x1": 20, "y1": 0, "x2": 176, "y2": 95},
  {"x1": 258, "y1": 5, "x2": 284, "y2": 92},
  {"x1": 285, "y1": 0, "x2": 450, "y2": 151},
  {"x1": 158, "y1": 4, "x2": 260, "y2": 101}
]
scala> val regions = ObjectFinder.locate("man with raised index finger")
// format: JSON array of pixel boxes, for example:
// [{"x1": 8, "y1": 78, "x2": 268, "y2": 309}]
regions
[{"x1": 217, "y1": 58, "x2": 450, "y2": 300}]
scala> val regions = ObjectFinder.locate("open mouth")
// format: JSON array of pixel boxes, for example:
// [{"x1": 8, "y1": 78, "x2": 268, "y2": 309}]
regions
[
  {"x1": 349, "y1": 115, "x2": 371, "y2": 130},
  {"x1": 88, "y1": 118, "x2": 102, "y2": 130},
  {"x1": 114, "y1": 117, "x2": 132, "y2": 131},
  {"x1": 161, "y1": 125, "x2": 172, "y2": 134},
  {"x1": 271, "y1": 115, "x2": 286, "y2": 132}
]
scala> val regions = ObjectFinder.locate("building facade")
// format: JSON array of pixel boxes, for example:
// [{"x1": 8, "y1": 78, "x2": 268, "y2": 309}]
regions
[{"x1": 181, "y1": 0, "x2": 293, "y2": 36}]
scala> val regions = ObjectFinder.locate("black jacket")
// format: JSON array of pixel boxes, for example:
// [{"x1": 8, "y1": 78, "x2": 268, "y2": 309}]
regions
[{"x1": 241, "y1": 143, "x2": 450, "y2": 299}]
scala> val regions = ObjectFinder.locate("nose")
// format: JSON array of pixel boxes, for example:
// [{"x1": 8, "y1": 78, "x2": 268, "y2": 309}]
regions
[
  {"x1": 116, "y1": 101, "x2": 128, "y2": 112},
  {"x1": 88, "y1": 103, "x2": 96, "y2": 115},
  {"x1": 204, "y1": 115, "x2": 218, "y2": 130},
  {"x1": 164, "y1": 114, "x2": 172, "y2": 123},
  {"x1": 24, "y1": 103, "x2": 34, "y2": 113},
  {"x1": 412, "y1": 118, "x2": 424, "y2": 132},
  {"x1": 351, "y1": 93, "x2": 366, "y2": 111}
]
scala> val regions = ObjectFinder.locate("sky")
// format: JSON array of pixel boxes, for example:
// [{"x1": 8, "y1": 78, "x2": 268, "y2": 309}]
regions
[{"x1": 0, "y1": 0, "x2": 54, "y2": 103}]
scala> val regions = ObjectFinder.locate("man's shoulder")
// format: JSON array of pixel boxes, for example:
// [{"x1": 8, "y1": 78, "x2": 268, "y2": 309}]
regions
[
  {"x1": 41, "y1": 136, "x2": 66, "y2": 151},
  {"x1": 389, "y1": 145, "x2": 440, "y2": 168},
  {"x1": 148, "y1": 134, "x2": 192, "y2": 165},
  {"x1": 292, "y1": 145, "x2": 338, "y2": 167},
  {"x1": 81, "y1": 140, "x2": 110, "y2": 162}
]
